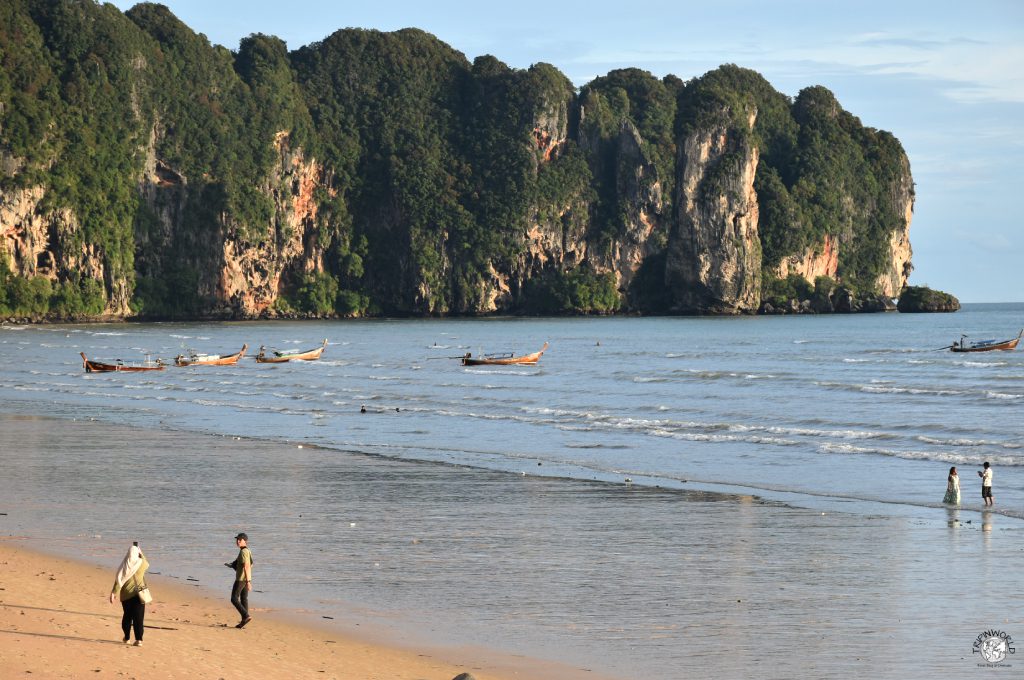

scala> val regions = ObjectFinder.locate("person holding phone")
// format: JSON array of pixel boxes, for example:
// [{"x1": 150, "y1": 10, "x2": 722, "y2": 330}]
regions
[{"x1": 978, "y1": 462, "x2": 994, "y2": 506}]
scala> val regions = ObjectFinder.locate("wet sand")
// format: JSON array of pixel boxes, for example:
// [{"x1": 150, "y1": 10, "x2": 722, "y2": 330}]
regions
[
  {"x1": 1, "y1": 414, "x2": 1023, "y2": 678},
  {"x1": 0, "y1": 539, "x2": 604, "y2": 680}
]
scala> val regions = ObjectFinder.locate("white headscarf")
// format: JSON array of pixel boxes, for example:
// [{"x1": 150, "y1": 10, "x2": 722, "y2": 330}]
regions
[{"x1": 114, "y1": 544, "x2": 144, "y2": 591}]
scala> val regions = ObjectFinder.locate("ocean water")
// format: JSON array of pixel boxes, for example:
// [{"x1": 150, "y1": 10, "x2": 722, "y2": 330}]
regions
[{"x1": 1, "y1": 305, "x2": 1023, "y2": 678}]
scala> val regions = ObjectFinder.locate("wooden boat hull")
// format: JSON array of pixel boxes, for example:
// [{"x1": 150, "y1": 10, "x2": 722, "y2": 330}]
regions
[
  {"x1": 175, "y1": 344, "x2": 248, "y2": 366},
  {"x1": 256, "y1": 339, "x2": 327, "y2": 363},
  {"x1": 950, "y1": 330, "x2": 1022, "y2": 353},
  {"x1": 81, "y1": 352, "x2": 165, "y2": 372},
  {"x1": 462, "y1": 342, "x2": 548, "y2": 366}
]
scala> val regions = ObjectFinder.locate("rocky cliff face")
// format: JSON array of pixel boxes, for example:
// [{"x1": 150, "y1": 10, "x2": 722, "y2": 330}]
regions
[
  {"x1": 603, "y1": 121, "x2": 665, "y2": 292},
  {"x1": 133, "y1": 128, "x2": 331, "y2": 318},
  {"x1": 514, "y1": 107, "x2": 667, "y2": 308},
  {"x1": 1, "y1": 183, "x2": 131, "y2": 316},
  {"x1": 771, "y1": 161, "x2": 914, "y2": 299},
  {"x1": 875, "y1": 162, "x2": 914, "y2": 297},
  {"x1": 775, "y1": 234, "x2": 839, "y2": 283},
  {"x1": 515, "y1": 90, "x2": 586, "y2": 299},
  {"x1": 665, "y1": 110, "x2": 761, "y2": 314},
  {"x1": 1, "y1": 185, "x2": 55, "y2": 280},
  {"x1": 218, "y1": 132, "x2": 330, "y2": 316}
]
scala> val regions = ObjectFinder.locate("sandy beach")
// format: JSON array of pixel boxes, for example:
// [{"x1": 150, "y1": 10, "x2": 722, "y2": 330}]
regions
[{"x1": 0, "y1": 539, "x2": 601, "y2": 680}]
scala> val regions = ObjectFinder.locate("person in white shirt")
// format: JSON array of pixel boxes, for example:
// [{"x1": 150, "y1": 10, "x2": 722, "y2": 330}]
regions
[{"x1": 978, "y1": 462, "x2": 994, "y2": 506}]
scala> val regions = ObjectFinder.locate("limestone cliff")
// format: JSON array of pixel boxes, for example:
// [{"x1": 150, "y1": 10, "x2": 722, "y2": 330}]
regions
[
  {"x1": 775, "y1": 234, "x2": 839, "y2": 283},
  {"x1": 512, "y1": 86, "x2": 587, "y2": 304},
  {"x1": 602, "y1": 121, "x2": 665, "y2": 292},
  {"x1": 771, "y1": 156, "x2": 914, "y2": 300},
  {"x1": 665, "y1": 110, "x2": 761, "y2": 314},
  {"x1": 874, "y1": 159, "x2": 915, "y2": 297},
  {"x1": 1, "y1": 183, "x2": 131, "y2": 316},
  {"x1": 0, "y1": 5, "x2": 921, "y2": 320},
  {"x1": 1, "y1": 185, "x2": 55, "y2": 280},
  {"x1": 131, "y1": 127, "x2": 333, "y2": 318},
  {"x1": 218, "y1": 132, "x2": 331, "y2": 316}
]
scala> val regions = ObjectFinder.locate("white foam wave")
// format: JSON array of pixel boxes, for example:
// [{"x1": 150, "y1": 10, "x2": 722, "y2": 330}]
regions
[
  {"x1": 858, "y1": 384, "x2": 965, "y2": 396},
  {"x1": 819, "y1": 442, "x2": 1024, "y2": 466},
  {"x1": 764, "y1": 425, "x2": 891, "y2": 440},
  {"x1": 649, "y1": 428, "x2": 798, "y2": 447},
  {"x1": 916, "y1": 435, "x2": 1020, "y2": 449}
]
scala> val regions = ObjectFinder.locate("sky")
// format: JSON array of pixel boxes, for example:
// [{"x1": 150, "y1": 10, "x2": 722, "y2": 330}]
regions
[{"x1": 108, "y1": 0, "x2": 1024, "y2": 303}]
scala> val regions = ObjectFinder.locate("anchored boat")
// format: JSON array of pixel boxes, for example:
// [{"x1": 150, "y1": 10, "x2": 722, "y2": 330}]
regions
[
  {"x1": 175, "y1": 344, "x2": 248, "y2": 366},
  {"x1": 256, "y1": 339, "x2": 328, "y2": 363},
  {"x1": 81, "y1": 352, "x2": 166, "y2": 373},
  {"x1": 461, "y1": 342, "x2": 548, "y2": 366}
]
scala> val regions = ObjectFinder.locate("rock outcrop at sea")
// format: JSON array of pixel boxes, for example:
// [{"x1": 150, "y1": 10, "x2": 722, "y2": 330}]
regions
[{"x1": 896, "y1": 286, "x2": 960, "y2": 313}]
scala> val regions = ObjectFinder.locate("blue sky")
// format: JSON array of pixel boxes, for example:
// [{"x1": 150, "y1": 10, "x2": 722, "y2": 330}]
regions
[{"x1": 109, "y1": 0, "x2": 1024, "y2": 303}]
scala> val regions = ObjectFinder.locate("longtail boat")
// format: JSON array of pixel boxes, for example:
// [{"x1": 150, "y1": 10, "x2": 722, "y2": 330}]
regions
[
  {"x1": 174, "y1": 344, "x2": 248, "y2": 367},
  {"x1": 81, "y1": 352, "x2": 166, "y2": 373},
  {"x1": 950, "y1": 329, "x2": 1022, "y2": 353},
  {"x1": 256, "y1": 339, "x2": 328, "y2": 363},
  {"x1": 462, "y1": 342, "x2": 548, "y2": 366}
]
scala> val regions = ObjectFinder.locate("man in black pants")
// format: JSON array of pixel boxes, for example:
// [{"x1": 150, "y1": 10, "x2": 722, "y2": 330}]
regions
[{"x1": 226, "y1": 532, "x2": 253, "y2": 628}]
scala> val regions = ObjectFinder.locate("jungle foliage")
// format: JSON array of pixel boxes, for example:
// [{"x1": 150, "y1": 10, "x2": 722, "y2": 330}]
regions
[
  {"x1": 523, "y1": 267, "x2": 621, "y2": 314},
  {"x1": 0, "y1": 2, "x2": 913, "y2": 319}
]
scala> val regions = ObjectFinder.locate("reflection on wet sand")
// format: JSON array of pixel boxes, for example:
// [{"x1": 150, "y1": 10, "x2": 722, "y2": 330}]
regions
[{"x1": 0, "y1": 414, "x2": 1022, "y2": 680}]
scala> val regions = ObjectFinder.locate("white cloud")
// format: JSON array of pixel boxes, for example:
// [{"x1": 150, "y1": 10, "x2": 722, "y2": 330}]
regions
[{"x1": 560, "y1": 26, "x2": 1024, "y2": 104}]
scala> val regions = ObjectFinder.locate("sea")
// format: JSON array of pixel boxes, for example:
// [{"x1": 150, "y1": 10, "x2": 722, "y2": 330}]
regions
[{"x1": 1, "y1": 304, "x2": 1022, "y2": 679}]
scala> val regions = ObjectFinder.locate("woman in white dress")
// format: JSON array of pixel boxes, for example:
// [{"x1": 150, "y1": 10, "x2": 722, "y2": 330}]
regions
[{"x1": 943, "y1": 466, "x2": 961, "y2": 504}]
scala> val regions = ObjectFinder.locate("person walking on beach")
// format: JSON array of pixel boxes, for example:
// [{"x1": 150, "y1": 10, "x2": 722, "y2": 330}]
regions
[
  {"x1": 978, "y1": 462, "x2": 994, "y2": 506},
  {"x1": 109, "y1": 542, "x2": 149, "y2": 646},
  {"x1": 226, "y1": 532, "x2": 253, "y2": 628},
  {"x1": 943, "y1": 466, "x2": 961, "y2": 505}
]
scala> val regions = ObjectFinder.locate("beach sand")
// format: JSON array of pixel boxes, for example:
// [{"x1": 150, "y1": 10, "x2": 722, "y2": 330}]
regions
[{"x1": 0, "y1": 539, "x2": 593, "y2": 680}]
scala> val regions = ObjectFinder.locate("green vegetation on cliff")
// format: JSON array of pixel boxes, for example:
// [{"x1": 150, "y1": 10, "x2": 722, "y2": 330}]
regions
[
  {"x1": 0, "y1": 2, "x2": 916, "y2": 319},
  {"x1": 679, "y1": 67, "x2": 911, "y2": 295}
]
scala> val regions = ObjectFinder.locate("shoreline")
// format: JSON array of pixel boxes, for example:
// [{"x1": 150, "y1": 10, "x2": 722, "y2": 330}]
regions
[
  {"x1": 0, "y1": 537, "x2": 613, "y2": 680},
  {"x1": 8, "y1": 408, "x2": 1020, "y2": 525},
  {"x1": 2, "y1": 388, "x2": 1022, "y2": 678}
]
